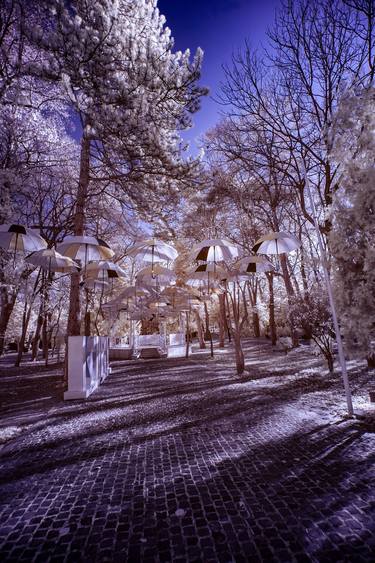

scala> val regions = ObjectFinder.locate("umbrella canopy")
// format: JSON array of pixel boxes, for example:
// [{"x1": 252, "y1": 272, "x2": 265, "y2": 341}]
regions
[
  {"x1": 237, "y1": 256, "x2": 274, "y2": 273},
  {"x1": 136, "y1": 264, "x2": 176, "y2": 284},
  {"x1": 252, "y1": 232, "x2": 301, "y2": 255},
  {"x1": 226, "y1": 273, "x2": 252, "y2": 283},
  {"x1": 126, "y1": 239, "x2": 178, "y2": 263},
  {"x1": 57, "y1": 235, "x2": 114, "y2": 262},
  {"x1": 0, "y1": 224, "x2": 47, "y2": 253},
  {"x1": 188, "y1": 263, "x2": 226, "y2": 278},
  {"x1": 191, "y1": 239, "x2": 239, "y2": 262},
  {"x1": 25, "y1": 248, "x2": 80, "y2": 273},
  {"x1": 84, "y1": 260, "x2": 127, "y2": 279}
]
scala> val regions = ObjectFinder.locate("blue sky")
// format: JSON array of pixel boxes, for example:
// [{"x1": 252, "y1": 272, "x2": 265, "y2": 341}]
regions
[{"x1": 159, "y1": 0, "x2": 280, "y2": 152}]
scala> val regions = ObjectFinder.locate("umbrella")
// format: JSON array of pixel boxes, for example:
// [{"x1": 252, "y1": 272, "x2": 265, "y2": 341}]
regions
[
  {"x1": 25, "y1": 248, "x2": 80, "y2": 273},
  {"x1": 136, "y1": 264, "x2": 176, "y2": 284},
  {"x1": 188, "y1": 263, "x2": 226, "y2": 278},
  {"x1": 191, "y1": 239, "x2": 239, "y2": 263},
  {"x1": 84, "y1": 260, "x2": 127, "y2": 280},
  {"x1": 126, "y1": 239, "x2": 178, "y2": 263},
  {"x1": 57, "y1": 235, "x2": 114, "y2": 262},
  {"x1": 236, "y1": 256, "x2": 274, "y2": 274},
  {"x1": 0, "y1": 224, "x2": 47, "y2": 265},
  {"x1": 252, "y1": 232, "x2": 301, "y2": 255},
  {"x1": 187, "y1": 263, "x2": 226, "y2": 293}
]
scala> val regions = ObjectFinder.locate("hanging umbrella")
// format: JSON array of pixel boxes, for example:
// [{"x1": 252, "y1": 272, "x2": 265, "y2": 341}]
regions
[
  {"x1": 187, "y1": 263, "x2": 226, "y2": 294},
  {"x1": 25, "y1": 248, "x2": 80, "y2": 273},
  {"x1": 188, "y1": 263, "x2": 226, "y2": 278},
  {"x1": 126, "y1": 239, "x2": 178, "y2": 263},
  {"x1": 0, "y1": 224, "x2": 47, "y2": 266},
  {"x1": 252, "y1": 232, "x2": 301, "y2": 255},
  {"x1": 57, "y1": 235, "x2": 114, "y2": 262},
  {"x1": 136, "y1": 264, "x2": 176, "y2": 284},
  {"x1": 84, "y1": 260, "x2": 127, "y2": 280},
  {"x1": 191, "y1": 239, "x2": 239, "y2": 263},
  {"x1": 236, "y1": 256, "x2": 274, "y2": 274}
]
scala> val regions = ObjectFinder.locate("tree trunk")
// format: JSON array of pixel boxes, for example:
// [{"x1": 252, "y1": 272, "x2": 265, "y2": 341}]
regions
[
  {"x1": 14, "y1": 301, "x2": 32, "y2": 367},
  {"x1": 252, "y1": 310, "x2": 260, "y2": 337},
  {"x1": 0, "y1": 287, "x2": 17, "y2": 355},
  {"x1": 247, "y1": 282, "x2": 260, "y2": 337},
  {"x1": 185, "y1": 311, "x2": 190, "y2": 358},
  {"x1": 280, "y1": 254, "x2": 299, "y2": 347},
  {"x1": 225, "y1": 292, "x2": 232, "y2": 342},
  {"x1": 267, "y1": 272, "x2": 277, "y2": 345},
  {"x1": 218, "y1": 293, "x2": 226, "y2": 348},
  {"x1": 203, "y1": 301, "x2": 214, "y2": 357},
  {"x1": 233, "y1": 332, "x2": 245, "y2": 376},
  {"x1": 32, "y1": 310, "x2": 44, "y2": 361},
  {"x1": 67, "y1": 133, "x2": 91, "y2": 337},
  {"x1": 326, "y1": 352, "x2": 334, "y2": 373},
  {"x1": 203, "y1": 301, "x2": 210, "y2": 340},
  {"x1": 193, "y1": 309, "x2": 205, "y2": 349},
  {"x1": 42, "y1": 314, "x2": 49, "y2": 366}
]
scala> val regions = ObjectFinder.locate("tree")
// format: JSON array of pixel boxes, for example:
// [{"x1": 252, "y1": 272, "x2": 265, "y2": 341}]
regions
[
  {"x1": 330, "y1": 86, "x2": 375, "y2": 364},
  {"x1": 25, "y1": 0, "x2": 207, "y2": 336}
]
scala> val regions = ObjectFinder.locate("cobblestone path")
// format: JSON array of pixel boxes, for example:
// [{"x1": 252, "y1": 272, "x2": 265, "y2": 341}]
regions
[{"x1": 0, "y1": 345, "x2": 374, "y2": 562}]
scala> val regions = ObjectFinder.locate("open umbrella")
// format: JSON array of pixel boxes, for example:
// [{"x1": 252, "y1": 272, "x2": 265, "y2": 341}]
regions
[
  {"x1": 136, "y1": 264, "x2": 176, "y2": 285},
  {"x1": 191, "y1": 239, "x2": 239, "y2": 263},
  {"x1": 25, "y1": 248, "x2": 80, "y2": 273},
  {"x1": 236, "y1": 256, "x2": 274, "y2": 274},
  {"x1": 252, "y1": 232, "x2": 301, "y2": 255},
  {"x1": 0, "y1": 224, "x2": 47, "y2": 253},
  {"x1": 0, "y1": 223, "x2": 47, "y2": 266},
  {"x1": 126, "y1": 239, "x2": 178, "y2": 263},
  {"x1": 57, "y1": 235, "x2": 114, "y2": 262},
  {"x1": 84, "y1": 260, "x2": 127, "y2": 280},
  {"x1": 187, "y1": 263, "x2": 226, "y2": 294}
]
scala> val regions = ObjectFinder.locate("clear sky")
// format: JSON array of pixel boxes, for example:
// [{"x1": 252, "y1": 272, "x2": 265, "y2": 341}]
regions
[{"x1": 158, "y1": 0, "x2": 280, "y2": 153}]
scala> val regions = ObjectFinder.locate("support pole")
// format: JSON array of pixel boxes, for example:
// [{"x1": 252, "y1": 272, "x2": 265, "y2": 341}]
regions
[{"x1": 304, "y1": 168, "x2": 353, "y2": 416}]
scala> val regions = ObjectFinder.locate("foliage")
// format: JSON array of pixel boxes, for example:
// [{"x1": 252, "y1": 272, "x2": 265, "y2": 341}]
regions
[
  {"x1": 290, "y1": 289, "x2": 335, "y2": 371},
  {"x1": 330, "y1": 87, "x2": 375, "y2": 357}
]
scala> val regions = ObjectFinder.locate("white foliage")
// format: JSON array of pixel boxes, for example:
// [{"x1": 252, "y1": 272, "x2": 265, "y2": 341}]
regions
[{"x1": 330, "y1": 87, "x2": 375, "y2": 354}]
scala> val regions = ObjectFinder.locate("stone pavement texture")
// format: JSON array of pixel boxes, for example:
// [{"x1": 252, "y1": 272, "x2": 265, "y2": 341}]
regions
[{"x1": 0, "y1": 341, "x2": 374, "y2": 562}]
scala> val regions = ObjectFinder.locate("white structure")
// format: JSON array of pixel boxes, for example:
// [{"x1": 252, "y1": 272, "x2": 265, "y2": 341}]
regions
[{"x1": 64, "y1": 336, "x2": 110, "y2": 400}]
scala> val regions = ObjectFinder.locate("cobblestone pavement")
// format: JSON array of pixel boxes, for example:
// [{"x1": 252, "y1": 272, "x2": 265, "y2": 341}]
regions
[{"x1": 0, "y1": 341, "x2": 374, "y2": 562}]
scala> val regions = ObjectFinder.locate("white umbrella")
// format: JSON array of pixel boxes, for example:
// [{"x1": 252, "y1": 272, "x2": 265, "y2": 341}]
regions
[
  {"x1": 187, "y1": 263, "x2": 226, "y2": 278},
  {"x1": 84, "y1": 260, "x2": 127, "y2": 280},
  {"x1": 136, "y1": 264, "x2": 176, "y2": 284},
  {"x1": 0, "y1": 224, "x2": 47, "y2": 265},
  {"x1": 25, "y1": 248, "x2": 80, "y2": 273},
  {"x1": 187, "y1": 263, "x2": 226, "y2": 293},
  {"x1": 252, "y1": 232, "x2": 301, "y2": 255},
  {"x1": 57, "y1": 235, "x2": 114, "y2": 262},
  {"x1": 126, "y1": 239, "x2": 178, "y2": 263},
  {"x1": 191, "y1": 239, "x2": 239, "y2": 262},
  {"x1": 236, "y1": 256, "x2": 274, "y2": 274}
]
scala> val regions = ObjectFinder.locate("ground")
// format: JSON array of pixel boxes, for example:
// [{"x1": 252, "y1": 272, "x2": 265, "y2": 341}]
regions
[{"x1": 0, "y1": 339, "x2": 374, "y2": 562}]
